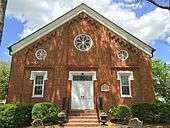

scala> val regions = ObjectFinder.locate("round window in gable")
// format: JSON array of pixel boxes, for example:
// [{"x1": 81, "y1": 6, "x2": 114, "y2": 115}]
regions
[
  {"x1": 117, "y1": 50, "x2": 129, "y2": 60},
  {"x1": 74, "y1": 34, "x2": 93, "y2": 51},
  {"x1": 35, "y1": 49, "x2": 47, "y2": 60}
]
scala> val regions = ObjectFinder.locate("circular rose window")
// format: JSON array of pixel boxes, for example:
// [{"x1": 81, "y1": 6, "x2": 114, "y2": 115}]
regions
[
  {"x1": 35, "y1": 49, "x2": 47, "y2": 60},
  {"x1": 74, "y1": 34, "x2": 93, "y2": 51},
  {"x1": 117, "y1": 50, "x2": 129, "y2": 60}
]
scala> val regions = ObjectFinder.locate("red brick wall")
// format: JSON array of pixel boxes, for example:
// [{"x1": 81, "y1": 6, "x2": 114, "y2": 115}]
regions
[{"x1": 7, "y1": 13, "x2": 155, "y2": 110}]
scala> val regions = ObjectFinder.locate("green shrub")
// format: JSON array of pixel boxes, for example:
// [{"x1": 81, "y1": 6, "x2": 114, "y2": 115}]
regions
[
  {"x1": 0, "y1": 104, "x2": 17, "y2": 128},
  {"x1": 131, "y1": 103, "x2": 156, "y2": 123},
  {"x1": 154, "y1": 103, "x2": 170, "y2": 123},
  {"x1": 15, "y1": 104, "x2": 33, "y2": 126},
  {"x1": 0, "y1": 104, "x2": 32, "y2": 128},
  {"x1": 32, "y1": 102, "x2": 60, "y2": 123},
  {"x1": 108, "y1": 105, "x2": 132, "y2": 122},
  {"x1": 131, "y1": 102, "x2": 170, "y2": 123}
]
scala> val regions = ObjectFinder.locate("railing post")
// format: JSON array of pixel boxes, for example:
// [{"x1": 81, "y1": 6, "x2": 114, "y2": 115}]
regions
[
  {"x1": 99, "y1": 97, "x2": 103, "y2": 110},
  {"x1": 62, "y1": 97, "x2": 67, "y2": 110},
  {"x1": 96, "y1": 97, "x2": 100, "y2": 123}
]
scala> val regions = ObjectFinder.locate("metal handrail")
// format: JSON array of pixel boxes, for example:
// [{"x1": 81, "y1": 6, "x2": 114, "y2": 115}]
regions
[
  {"x1": 65, "y1": 97, "x2": 71, "y2": 123},
  {"x1": 96, "y1": 97, "x2": 101, "y2": 123}
]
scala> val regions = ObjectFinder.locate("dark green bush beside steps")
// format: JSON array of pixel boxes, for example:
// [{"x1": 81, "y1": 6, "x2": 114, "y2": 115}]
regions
[
  {"x1": 0, "y1": 102, "x2": 60, "y2": 128},
  {"x1": 108, "y1": 103, "x2": 170, "y2": 124}
]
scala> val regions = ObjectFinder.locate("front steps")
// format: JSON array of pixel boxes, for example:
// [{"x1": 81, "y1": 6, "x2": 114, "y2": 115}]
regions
[{"x1": 64, "y1": 110, "x2": 100, "y2": 128}]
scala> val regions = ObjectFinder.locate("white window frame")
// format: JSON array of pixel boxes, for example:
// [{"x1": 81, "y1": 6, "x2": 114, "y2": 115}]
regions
[
  {"x1": 30, "y1": 71, "x2": 48, "y2": 98},
  {"x1": 117, "y1": 71, "x2": 134, "y2": 97}
]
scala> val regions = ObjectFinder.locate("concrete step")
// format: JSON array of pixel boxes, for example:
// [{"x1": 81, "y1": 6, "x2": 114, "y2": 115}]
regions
[
  {"x1": 65, "y1": 122, "x2": 100, "y2": 127},
  {"x1": 69, "y1": 115, "x2": 98, "y2": 119},
  {"x1": 70, "y1": 110, "x2": 96, "y2": 113},
  {"x1": 64, "y1": 126, "x2": 101, "y2": 128},
  {"x1": 66, "y1": 110, "x2": 99, "y2": 127},
  {"x1": 69, "y1": 118, "x2": 98, "y2": 123},
  {"x1": 69, "y1": 113, "x2": 97, "y2": 116}
]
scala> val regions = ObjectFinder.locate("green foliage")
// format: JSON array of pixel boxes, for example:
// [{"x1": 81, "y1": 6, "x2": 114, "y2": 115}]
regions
[
  {"x1": 108, "y1": 105, "x2": 132, "y2": 122},
  {"x1": 32, "y1": 102, "x2": 60, "y2": 123},
  {"x1": 0, "y1": 61, "x2": 10, "y2": 100},
  {"x1": 131, "y1": 102, "x2": 170, "y2": 123},
  {"x1": 153, "y1": 102, "x2": 170, "y2": 123},
  {"x1": 15, "y1": 104, "x2": 33, "y2": 126},
  {"x1": 0, "y1": 104, "x2": 17, "y2": 128},
  {"x1": 131, "y1": 103, "x2": 155, "y2": 122},
  {"x1": 152, "y1": 59, "x2": 170, "y2": 103},
  {"x1": 0, "y1": 104, "x2": 32, "y2": 128}
]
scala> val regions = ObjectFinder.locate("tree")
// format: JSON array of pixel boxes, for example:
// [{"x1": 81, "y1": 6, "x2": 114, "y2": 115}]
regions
[
  {"x1": 152, "y1": 59, "x2": 170, "y2": 103},
  {"x1": 0, "y1": 61, "x2": 10, "y2": 100},
  {"x1": 144, "y1": 0, "x2": 170, "y2": 10},
  {"x1": 128, "y1": 0, "x2": 170, "y2": 10}
]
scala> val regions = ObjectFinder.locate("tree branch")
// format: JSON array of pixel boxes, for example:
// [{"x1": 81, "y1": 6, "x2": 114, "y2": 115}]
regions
[{"x1": 146, "y1": 0, "x2": 170, "y2": 10}]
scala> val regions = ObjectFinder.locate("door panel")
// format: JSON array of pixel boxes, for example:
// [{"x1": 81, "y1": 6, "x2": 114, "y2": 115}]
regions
[{"x1": 71, "y1": 81, "x2": 94, "y2": 109}]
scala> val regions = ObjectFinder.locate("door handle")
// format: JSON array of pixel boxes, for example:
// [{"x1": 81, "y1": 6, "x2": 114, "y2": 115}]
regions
[{"x1": 81, "y1": 96, "x2": 85, "y2": 99}]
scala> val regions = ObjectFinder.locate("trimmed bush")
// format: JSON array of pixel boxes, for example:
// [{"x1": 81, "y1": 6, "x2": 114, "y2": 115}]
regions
[
  {"x1": 131, "y1": 102, "x2": 170, "y2": 123},
  {"x1": 0, "y1": 104, "x2": 17, "y2": 128},
  {"x1": 154, "y1": 103, "x2": 170, "y2": 123},
  {"x1": 32, "y1": 102, "x2": 60, "y2": 123},
  {"x1": 108, "y1": 105, "x2": 132, "y2": 122},
  {"x1": 131, "y1": 103, "x2": 156, "y2": 123},
  {"x1": 0, "y1": 104, "x2": 32, "y2": 128},
  {"x1": 15, "y1": 104, "x2": 33, "y2": 126}
]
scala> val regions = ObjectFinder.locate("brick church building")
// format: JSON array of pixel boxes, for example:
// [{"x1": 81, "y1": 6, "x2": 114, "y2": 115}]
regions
[{"x1": 7, "y1": 4, "x2": 155, "y2": 110}]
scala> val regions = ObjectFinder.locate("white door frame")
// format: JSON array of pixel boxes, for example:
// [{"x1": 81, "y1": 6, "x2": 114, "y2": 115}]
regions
[{"x1": 69, "y1": 71, "x2": 97, "y2": 110}]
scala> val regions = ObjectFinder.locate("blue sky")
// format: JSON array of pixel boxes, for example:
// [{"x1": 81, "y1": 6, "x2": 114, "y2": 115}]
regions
[{"x1": 0, "y1": 0, "x2": 170, "y2": 63}]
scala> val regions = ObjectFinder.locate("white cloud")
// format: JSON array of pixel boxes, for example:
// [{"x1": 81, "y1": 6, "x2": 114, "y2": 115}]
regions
[
  {"x1": 126, "y1": 8, "x2": 170, "y2": 44},
  {"x1": 166, "y1": 37, "x2": 170, "y2": 44},
  {"x1": 6, "y1": 0, "x2": 170, "y2": 45}
]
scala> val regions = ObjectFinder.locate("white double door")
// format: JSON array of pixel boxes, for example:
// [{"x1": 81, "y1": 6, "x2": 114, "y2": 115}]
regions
[{"x1": 71, "y1": 81, "x2": 94, "y2": 110}]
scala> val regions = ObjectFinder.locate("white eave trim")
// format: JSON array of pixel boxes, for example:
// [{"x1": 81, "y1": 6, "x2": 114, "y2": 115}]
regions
[{"x1": 9, "y1": 3, "x2": 154, "y2": 56}]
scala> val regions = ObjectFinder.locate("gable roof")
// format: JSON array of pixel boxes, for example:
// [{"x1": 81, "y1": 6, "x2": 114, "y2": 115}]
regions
[{"x1": 8, "y1": 3, "x2": 155, "y2": 56}]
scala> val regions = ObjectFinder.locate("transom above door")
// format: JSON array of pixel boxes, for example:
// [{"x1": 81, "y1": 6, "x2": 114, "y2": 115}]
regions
[
  {"x1": 73, "y1": 74, "x2": 93, "y2": 81},
  {"x1": 69, "y1": 71, "x2": 97, "y2": 110}
]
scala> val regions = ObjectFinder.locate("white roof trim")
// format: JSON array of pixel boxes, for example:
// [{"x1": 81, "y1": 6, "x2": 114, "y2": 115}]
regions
[{"x1": 9, "y1": 3, "x2": 154, "y2": 56}]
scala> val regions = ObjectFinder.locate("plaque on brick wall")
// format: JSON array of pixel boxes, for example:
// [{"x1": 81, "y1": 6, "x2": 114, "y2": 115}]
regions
[{"x1": 101, "y1": 84, "x2": 109, "y2": 92}]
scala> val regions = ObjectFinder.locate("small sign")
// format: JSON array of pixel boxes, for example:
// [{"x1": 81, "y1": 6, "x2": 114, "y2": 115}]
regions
[{"x1": 101, "y1": 84, "x2": 109, "y2": 92}]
